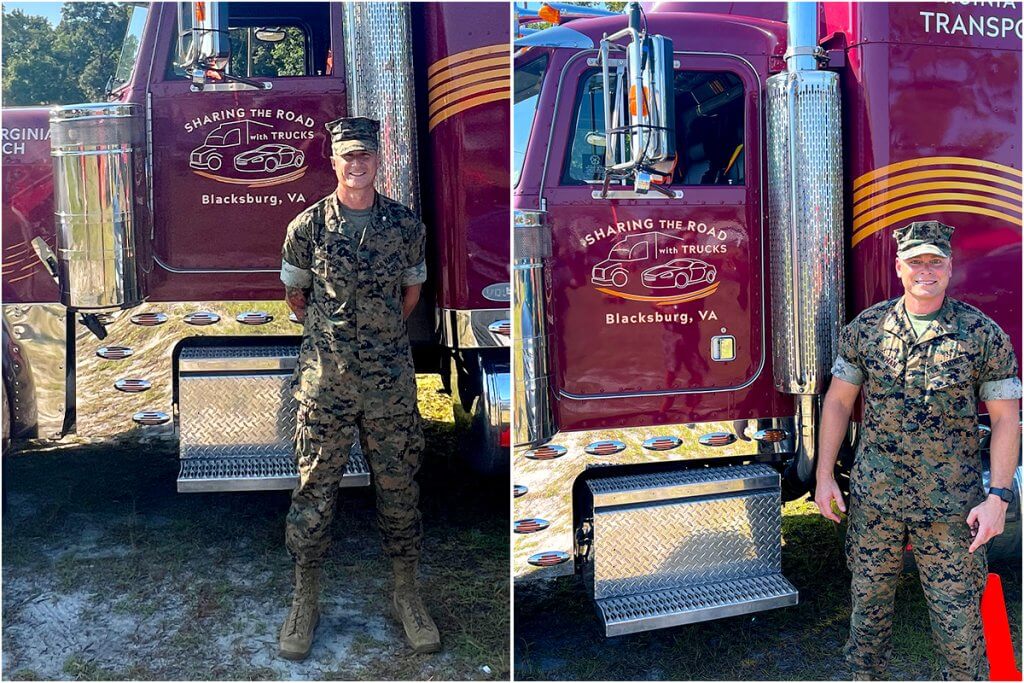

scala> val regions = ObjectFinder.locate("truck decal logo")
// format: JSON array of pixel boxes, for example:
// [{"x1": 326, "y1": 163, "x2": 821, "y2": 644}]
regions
[
  {"x1": 185, "y1": 111, "x2": 315, "y2": 188},
  {"x1": 588, "y1": 229, "x2": 723, "y2": 306},
  {"x1": 850, "y1": 156, "x2": 1022, "y2": 247},
  {"x1": 427, "y1": 43, "x2": 509, "y2": 131}
]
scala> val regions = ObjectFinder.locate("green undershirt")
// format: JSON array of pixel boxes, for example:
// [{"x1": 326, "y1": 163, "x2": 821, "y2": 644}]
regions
[{"x1": 906, "y1": 308, "x2": 941, "y2": 339}]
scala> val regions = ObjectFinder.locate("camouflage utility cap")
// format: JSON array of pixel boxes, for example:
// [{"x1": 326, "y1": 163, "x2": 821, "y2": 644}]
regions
[
  {"x1": 894, "y1": 220, "x2": 954, "y2": 260},
  {"x1": 326, "y1": 116, "x2": 379, "y2": 156}
]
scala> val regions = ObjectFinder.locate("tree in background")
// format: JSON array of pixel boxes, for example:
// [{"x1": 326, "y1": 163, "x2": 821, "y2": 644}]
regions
[{"x1": 2, "y1": 2, "x2": 131, "y2": 106}]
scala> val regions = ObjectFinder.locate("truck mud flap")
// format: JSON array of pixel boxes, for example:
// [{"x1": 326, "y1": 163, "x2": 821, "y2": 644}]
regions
[
  {"x1": 582, "y1": 464, "x2": 798, "y2": 636},
  {"x1": 177, "y1": 346, "x2": 369, "y2": 493}
]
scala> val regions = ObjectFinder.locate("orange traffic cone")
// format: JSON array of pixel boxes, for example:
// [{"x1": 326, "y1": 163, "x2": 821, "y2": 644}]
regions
[{"x1": 981, "y1": 573, "x2": 1022, "y2": 681}]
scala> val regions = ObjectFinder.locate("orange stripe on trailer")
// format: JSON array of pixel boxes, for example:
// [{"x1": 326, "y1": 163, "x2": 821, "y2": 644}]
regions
[
  {"x1": 852, "y1": 156, "x2": 1022, "y2": 191},
  {"x1": 6, "y1": 272, "x2": 35, "y2": 283},
  {"x1": 853, "y1": 180, "x2": 1021, "y2": 218},
  {"x1": 428, "y1": 90, "x2": 509, "y2": 131},
  {"x1": 428, "y1": 56, "x2": 509, "y2": 91},
  {"x1": 426, "y1": 43, "x2": 507, "y2": 80},
  {"x1": 428, "y1": 67, "x2": 510, "y2": 108},
  {"x1": 852, "y1": 192, "x2": 1021, "y2": 232},
  {"x1": 428, "y1": 77, "x2": 510, "y2": 118},
  {"x1": 854, "y1": 169, "x2": 1022, "y2": 203},
  {"x1": 851, "y1": 204, "x2": 1023, "y2": 247}
]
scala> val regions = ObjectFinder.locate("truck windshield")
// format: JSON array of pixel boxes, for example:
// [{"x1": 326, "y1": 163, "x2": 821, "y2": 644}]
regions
[
  {"x1": 112, "y1": 5, "x2": 148, "y2": 88},
  {"x1": 513, "y1": 53, "x2": 548, "y2": 187}
]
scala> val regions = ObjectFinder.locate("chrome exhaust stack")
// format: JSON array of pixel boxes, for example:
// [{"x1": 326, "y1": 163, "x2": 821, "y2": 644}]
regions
[
  {"x1": 341, "y1": 2, "x2": 420, "y2": 213},
  {"x1": 49, "y1": 103, "x2": 151, "y2": 310},
  {"x1": 513, "y1": 209, "x2": 554, "y2": 447},
  {"x1": 766, "y1": 2, "x2": 845, "y2": 487}
]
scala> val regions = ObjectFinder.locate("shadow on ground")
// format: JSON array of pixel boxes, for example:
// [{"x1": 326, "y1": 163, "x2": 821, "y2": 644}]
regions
[
  {"x1": 514, "y1": 499, "x2": 1022, "y2": 681},
  {"x1": 2, "y1": 376, "x2": 509, "y2": 681}
]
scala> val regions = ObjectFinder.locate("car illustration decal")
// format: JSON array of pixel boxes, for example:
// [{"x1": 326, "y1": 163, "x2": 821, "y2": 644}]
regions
[
  {"x1": 587, "y1": 228, "x2": 724, "y2": 306},
  {"x1": 185, "y1": 113, "x2": 313, "y2": 188}
]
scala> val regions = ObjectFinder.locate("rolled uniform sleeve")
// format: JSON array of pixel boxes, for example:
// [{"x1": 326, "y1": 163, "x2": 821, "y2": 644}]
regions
[
  {"x1": 281, "y1": 214, "x2": 313, "y2": 289},
  {"x1": 978, "y1": 326, "x2": 1022, "y2": 401},
  {"x1": 401, "y1": 218, "x2": 427, "y2": 287},
  {"x1": 831, "y1": 322, "x2": 865, "y2": 386}
]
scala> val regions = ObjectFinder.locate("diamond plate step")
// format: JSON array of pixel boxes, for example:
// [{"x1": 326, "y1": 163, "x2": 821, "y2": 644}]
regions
[
  {"x1": 596, "y1": 573, "x2": 799, "y2": 636},
  {"x1": 584, "y1": 464, "x2": 797, "y2": 635},
  {"x1": 177, "y1": 447, "x2": 370, "y2": 493},
  {"x1": 177, "y1": 345, "x2": 370, "y2": 493}
]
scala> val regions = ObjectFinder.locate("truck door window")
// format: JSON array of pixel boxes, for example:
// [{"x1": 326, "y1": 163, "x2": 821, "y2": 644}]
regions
[
  {"x1": 168, "y1": 2, "x2": 330, "y2": 79},
  {"x1": 562, "y1": 69, "x2": 745, "y2": 187},
  {"x1": 513, "y1": 53, "x2": 549, "y2": 188}
]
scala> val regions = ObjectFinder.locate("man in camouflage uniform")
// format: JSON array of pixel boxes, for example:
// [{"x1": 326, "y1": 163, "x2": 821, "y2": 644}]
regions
[
  {"x1": 277, "y1": 116, "x2": 439, "y2": 659},
  {"x1": 814, "y1": 221, "x2": 1021, "y2": 680}
]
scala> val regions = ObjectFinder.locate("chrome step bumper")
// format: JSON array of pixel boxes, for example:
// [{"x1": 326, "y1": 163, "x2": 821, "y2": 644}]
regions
[
  {"x1": 583, "y1": 464, "x2": 798, "y2": 636},
  {"x1": 176, "y1": 345, "x2": 370, "y2": 493}
]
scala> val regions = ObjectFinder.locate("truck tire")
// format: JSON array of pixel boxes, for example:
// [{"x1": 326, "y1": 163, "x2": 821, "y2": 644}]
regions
[
  {"x1": 611, "y1": 270, "x2": 627, "y2": 288},
  {"x1": 208, "y1": 154, "x2": 222, "y2": 171}
]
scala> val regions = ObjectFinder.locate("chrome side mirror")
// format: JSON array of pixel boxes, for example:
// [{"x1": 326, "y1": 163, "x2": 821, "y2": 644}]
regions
[
  {"x1": 598, "y1": 2, "x2": 676, "y2": 195},
  {"x1": 177, "y1": 2, "x2": 230, "y2": 85}
]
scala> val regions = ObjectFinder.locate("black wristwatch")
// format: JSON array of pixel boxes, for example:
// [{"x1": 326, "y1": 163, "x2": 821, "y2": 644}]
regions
[{"x1": 988, "y1": 487, "x2": 1015, "y2": 504}]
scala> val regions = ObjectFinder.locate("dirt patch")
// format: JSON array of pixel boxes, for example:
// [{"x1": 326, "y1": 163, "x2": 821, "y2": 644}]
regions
[{"x1": 3, "y1": 376, "x2": 509, "y2": 681}]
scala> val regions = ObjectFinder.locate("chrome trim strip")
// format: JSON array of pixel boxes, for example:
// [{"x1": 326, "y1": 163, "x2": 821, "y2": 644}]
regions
[
  {"x1": 152, "y1": 253, "x2": 278, "y2": 274},
  {"x1": 178, "y1": 356, "x2": 298, "y2": 373},
  {"x1": 591, "y1": 190, "x2": 684, "y2": 200},
  {"x1": 438, "y1": 308, "x2": 511, "y2": 349}
]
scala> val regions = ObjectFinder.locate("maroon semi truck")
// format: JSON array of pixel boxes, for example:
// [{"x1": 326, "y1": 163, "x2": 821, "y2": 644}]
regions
[
  {"x1": 1, "y1": 2, "x2": 510, "y2": 487},
  {"x1": 513, "y1": 1, "x2": 1021, "y2": 635}
]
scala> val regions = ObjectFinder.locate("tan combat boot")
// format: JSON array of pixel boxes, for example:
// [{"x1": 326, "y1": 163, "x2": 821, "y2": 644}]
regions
[
  {"x1": 391, "y1": 559, "x2": 441, "y2": 654},
  {"x1": 278, "y1": 564, "x2": 321, "y2": 660}
]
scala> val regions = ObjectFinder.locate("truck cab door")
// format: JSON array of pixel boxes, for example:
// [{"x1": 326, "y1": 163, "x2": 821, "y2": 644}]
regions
[
  {"x1": 541, "y1": 51, "x2": 766, "y2": 410},
  {"x1": 147, "y1": 2, "x2": 340, "y2": 297}
]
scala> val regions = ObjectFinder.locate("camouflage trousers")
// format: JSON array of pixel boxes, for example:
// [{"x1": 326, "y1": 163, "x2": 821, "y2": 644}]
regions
[
  {"x1": 285, "y1": 402, "x2": 425, "y2": 568},
  {"x1": 844, "y1": 500, "x2": 988, "y2": 681}
]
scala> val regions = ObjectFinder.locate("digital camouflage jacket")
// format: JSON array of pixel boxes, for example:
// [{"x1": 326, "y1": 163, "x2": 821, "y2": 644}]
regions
[
  {"x1": 281, "y1": 191, "x2": 426, "y2": 417},
  {"x1": 831, "y1": 296, "x2": 1021, "y2": 521}
]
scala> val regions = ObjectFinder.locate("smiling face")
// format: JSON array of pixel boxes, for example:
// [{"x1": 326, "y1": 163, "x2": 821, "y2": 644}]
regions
[
  {"x1": 895, "y1": 253, "x2": 952, "y2": 303},
  {"x1": 330, "y1": 150, "x2": 379, "y2": 191}
]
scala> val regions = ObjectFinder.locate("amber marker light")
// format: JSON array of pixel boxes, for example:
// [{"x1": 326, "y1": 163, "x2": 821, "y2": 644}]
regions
[
  {"x1": 753, "y1": 429, "x2": 789, "y2": 443},
  {"x1": 538, "y1": 4, "x2": 561, "y2": 24},
  {"x1": 629, "y1": 85, "x2": 650, "y2": 116},
  {"x1": 194, "y1": 2, "x2": 206, "y2": 22}
]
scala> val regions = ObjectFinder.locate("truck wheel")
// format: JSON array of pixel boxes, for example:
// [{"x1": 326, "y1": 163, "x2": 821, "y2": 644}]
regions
[
  {"x1": 611, "y1": 271, "x2": 627, "y2": 288},
  {"x1": 208, "y1": 155, "x2": 222, "y2": 171}
]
